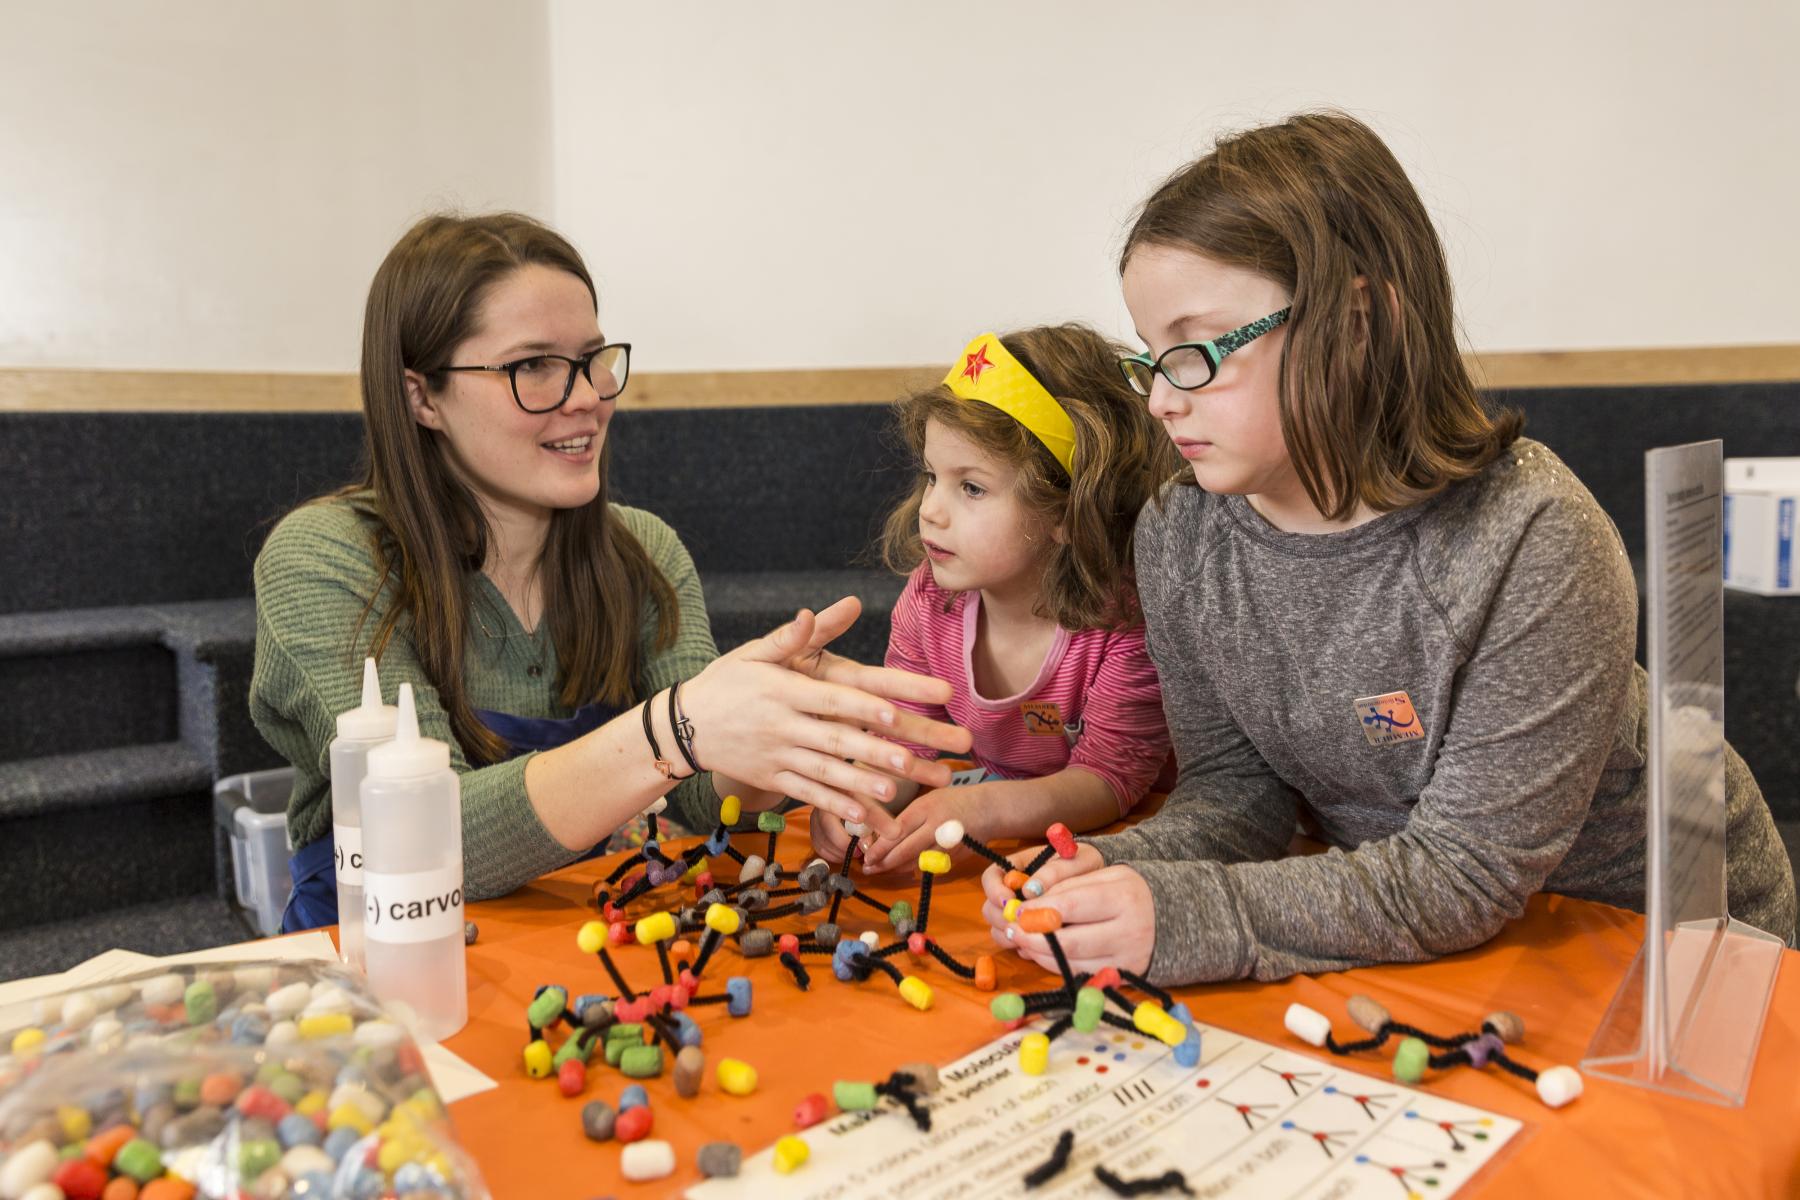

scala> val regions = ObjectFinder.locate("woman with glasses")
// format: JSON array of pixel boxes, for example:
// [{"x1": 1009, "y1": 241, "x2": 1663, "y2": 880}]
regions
[
  {"x1": 981, "y1": 113, "x2": 1795, "y2": 982},
  {"x1": 252, "y1": 212, "x2": 970, "y2": 928}
]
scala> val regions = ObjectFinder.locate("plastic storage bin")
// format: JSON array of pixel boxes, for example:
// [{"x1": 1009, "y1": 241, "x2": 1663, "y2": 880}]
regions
[{"x1": 213, "y1": 767, "x2": 296, "y2": 936}]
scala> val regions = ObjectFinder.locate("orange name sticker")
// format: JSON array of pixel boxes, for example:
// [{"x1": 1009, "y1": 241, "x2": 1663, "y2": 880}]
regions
[
  {"x1": 1020, "y1": 701, "x2": 1065, "y2": 737},
  {"x1": 1352, "y1": 690, "x2": 1424, "y2": 746}
]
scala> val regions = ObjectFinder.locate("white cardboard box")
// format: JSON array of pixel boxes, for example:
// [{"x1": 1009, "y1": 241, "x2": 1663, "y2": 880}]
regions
[{"x1": 1724, "y1": 458, "x2": 1800, "y2": 596}]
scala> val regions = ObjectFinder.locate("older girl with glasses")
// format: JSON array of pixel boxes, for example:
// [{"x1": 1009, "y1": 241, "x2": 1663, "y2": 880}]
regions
[
  {"x1": 983, "y1": 112, "x2": 1795, "y2": 981},
  {"x1": 253, "y1": 212, "x2": 969, "y2": 928}
]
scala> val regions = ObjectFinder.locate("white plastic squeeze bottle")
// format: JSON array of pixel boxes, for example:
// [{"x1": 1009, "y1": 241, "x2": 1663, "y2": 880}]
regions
[
  {"x1": 330, "y1": 657, "x2": 396, "y2": 973},
  {"x1": 360, "y1": 682, "x2": 468, "y2": 1041}
]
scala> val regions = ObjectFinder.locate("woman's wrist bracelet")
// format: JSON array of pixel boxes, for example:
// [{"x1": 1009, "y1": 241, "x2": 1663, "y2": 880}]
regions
[
  {"x1": 641, "y1": 689, "x2": 694, "y2": 780},
  {"x1": 669, "y1": 680, "x2": 703, "y2": 775}
]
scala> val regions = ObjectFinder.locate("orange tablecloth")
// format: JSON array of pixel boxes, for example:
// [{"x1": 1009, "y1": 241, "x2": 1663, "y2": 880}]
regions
[{"x1": 443, "y1": 819, "x2": 1800, "y2": 1198}]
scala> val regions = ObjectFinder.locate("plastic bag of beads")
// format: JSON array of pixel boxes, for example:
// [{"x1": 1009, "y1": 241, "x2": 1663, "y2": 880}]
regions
[{"x1": 0, "y1": 957, "x2": 491, "y2": 1200}]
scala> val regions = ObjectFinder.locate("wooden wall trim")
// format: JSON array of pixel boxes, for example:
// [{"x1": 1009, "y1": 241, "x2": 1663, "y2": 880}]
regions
[{"x1": 2, "y1": 346, "x2": 1795, "y2": 413}]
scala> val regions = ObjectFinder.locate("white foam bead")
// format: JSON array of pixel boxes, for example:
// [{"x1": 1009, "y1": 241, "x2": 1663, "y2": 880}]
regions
[
  {"x1": 87, "y1": 1016, "x2": 124, "y2": 1051},
  {"x1": 806, "y1": 858, "x2": 829, "y2": 873},
  {"x1": 140, "y1": 972, "x2": 186, "y2": 1007},
  {"x1": 304, "y1": 985, "x2": 352, "y2": 1017},
  {"x1": 58, "y1": 991, "x2": 97, "y2": 1032},
  {"x1": 280, "y1": 1146, "x2": 335, "y2": 1179},
  {"x1": 1536, "y1": 1065, "x2": 1583, "y2": 1108},
  {"x1": 353, "y1": 1019, "x2": 405, "y2": 1049},
  {"x1": 645, "y1": 797, "x2": 668, "y2": 816},
  {"x1": 621, "y1": 1139, "x2": 676, "y2": 1182},
  {"x1": 0, "y1": 1139, "x2": 58, "y2": 1199},
  {"x1": 20, "y1": 1184, "x2": 65, "y2": 1200},
  {"x1": 934, "y1": 820, "x2": 965, "y2": 849},
  {"x1": 1284, "y1": 1003, "x2": 1332, "y2": 1048},
  {"x1": 267, "y1": 982, "x2": 310, "y2": 1018},
  {"x1": 265, "y1": 1020, "x2": 300, "y2": 1049},
  {"x1": 233, "y1": 966, "x2": 277, "y2": 994},
  {"x1": 737, "y1": 855, "x2": 767, "y2": 885},
  {"x1": 859, "y1": 931, "x2": 881, "y2": 950},
  {"x1": 89, "y1": 984, "x2": 133, "y2": 1013},
  {"x1": 843, "y1": 821, "x2": 869, "y2": 838}
]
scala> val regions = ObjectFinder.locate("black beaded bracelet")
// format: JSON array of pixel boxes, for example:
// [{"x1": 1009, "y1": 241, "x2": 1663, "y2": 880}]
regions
[
  {"x1": 668, "y1": 680, "x2": 702, "y2": 775},
  {"x1": 641, "y1": 690, "x2": 691, "y2": 780}
]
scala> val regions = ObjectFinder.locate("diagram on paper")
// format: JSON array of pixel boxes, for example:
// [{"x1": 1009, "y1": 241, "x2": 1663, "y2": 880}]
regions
[{"x1": 689, "y1": 1018, "x2": 1524, "y2": 1200}]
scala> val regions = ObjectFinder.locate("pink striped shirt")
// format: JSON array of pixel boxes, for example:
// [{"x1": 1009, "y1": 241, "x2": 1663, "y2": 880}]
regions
[{"x1": 885, "y1": 566, "x2": 1172, "y2": 814}]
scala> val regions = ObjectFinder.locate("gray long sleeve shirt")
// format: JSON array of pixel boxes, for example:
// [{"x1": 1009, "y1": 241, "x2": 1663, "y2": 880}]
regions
[{"x1": 1089, "y1": 438, "x2": 1796, "y2": 985}]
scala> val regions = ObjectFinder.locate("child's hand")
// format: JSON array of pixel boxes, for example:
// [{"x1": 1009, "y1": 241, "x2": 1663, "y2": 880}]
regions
[
  {"x1": 983, "y1": 853, "x2": 1154, "y2": 977},
  {"x1": 859, "y1": 787, "x2": 983, "y2": 876},
  {"x1": 810, "y1": 808, "x2": 857, "y2": 866},
  {"x1": 978, "y1": 842, "x2": 1106, "y2": 911}
]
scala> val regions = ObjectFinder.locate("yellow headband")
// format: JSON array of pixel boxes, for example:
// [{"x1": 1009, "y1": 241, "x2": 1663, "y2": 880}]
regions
[{"x1": 942, "y1": 334, "x2": 1076, "y2": 475}]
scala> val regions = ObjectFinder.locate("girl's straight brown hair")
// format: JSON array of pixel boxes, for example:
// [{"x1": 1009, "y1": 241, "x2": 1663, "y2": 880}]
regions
[
  {"x1": 339, "y1": 212, "x2": 676, "y2": 765},
  {"x1": 1122, "y1": 111, "x2": 1520, "y2": 519},
  {"x1": 879, "y1": 323, "x2": 1180, "y2": 630}
]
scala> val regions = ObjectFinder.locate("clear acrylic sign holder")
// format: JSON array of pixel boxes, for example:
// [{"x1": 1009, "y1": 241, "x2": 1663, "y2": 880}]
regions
[{"x1": 1582, "y1": 440, "x2": 1784, "y2": 1106}]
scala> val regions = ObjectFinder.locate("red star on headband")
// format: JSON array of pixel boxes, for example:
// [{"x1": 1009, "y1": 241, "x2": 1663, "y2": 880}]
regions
[{"x1": 960, "y1": 343, "x2": 995, "y2": 384}]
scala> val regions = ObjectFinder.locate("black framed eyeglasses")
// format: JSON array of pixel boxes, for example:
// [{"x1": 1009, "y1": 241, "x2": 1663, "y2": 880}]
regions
[
  {"x1": 441, "y1": 343, "x2": 631, "y2": 413},
  {"x1": 1119, "y1": 309, "x2": 1290, "y2": 396}
]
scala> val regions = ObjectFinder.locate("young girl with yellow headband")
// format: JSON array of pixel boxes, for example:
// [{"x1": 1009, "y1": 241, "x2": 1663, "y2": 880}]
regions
[{"x1": 823, "y1": 324, "x2": 1181, "y2": 874}]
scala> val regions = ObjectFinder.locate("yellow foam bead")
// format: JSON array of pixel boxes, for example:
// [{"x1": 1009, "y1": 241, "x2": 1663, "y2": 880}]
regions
[
  {"x1": 1002, "y1": 898, "x2": 1021, "y2": 922},
  {"x1": 705, "y1": 903, "x2": 741, "y2": 935},
  {"x1": 328, "y1": 1103, "x2": 375, "y2": 1136},
  {"x1": 720, "y1": 795, "x2": 742, "y2": 825},
  {"x1": 773, "y1": 1135, "x2": 811, "y2": 1174},
  {"x1": 918, "y1": 849, "x2": 952, "y2": 875},
  {"x1": 683, "y1": 858, "x2": 707, "y2": 881},
  {"x1": 298, "y1": 1013, "x2": 354, "y2": 1040},
  {"x1": 57, "y1": 1104, "x2": 92, "y2": 1141},
  {"x1": 1020, "y1": 1032, "x2": 1050, "y2": 1076},
  {"x1": 296, "y1": 1090, "x2": 328, "y2": 1117},
  {"x1": 635, "y1": 911, "x2": 676, "y2": 945},
  {"x1": 716, "y1": 1058, "x2": 759, "y2": 1096},
  {"x1": 1133, "y1": 1002, "x2": 1187, "y2": 1047},
  {"x1": 427, "y1": 1153, "x2": 454, "y2": 1181},
  {"x1": 10, "y1": 1028, "x2": 45, "y2": 1059},
  {"x1": 576, "y1": 920, "x2": 606, "y2": 955},
  {"x1": 378, "y1": 1136, "x2": 419, "y2": 1174},
  {"x1": 898, "y1": 976, "x2": 933, "y2": 1011},
  {"x1": 523, "y1": 1039, "x2": 553, "y2": 1078}
]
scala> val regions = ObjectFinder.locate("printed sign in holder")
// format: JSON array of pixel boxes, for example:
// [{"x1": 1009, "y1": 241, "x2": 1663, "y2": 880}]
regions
[{"x1": 1582, "y1": 440, "x2": 1784, "y2": 1106}]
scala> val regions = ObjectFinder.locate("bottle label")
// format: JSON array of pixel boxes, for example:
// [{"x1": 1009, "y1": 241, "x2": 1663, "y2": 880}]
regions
[
  {"x1": 332, "y1": 824, "x2": 364, "y2": 886},
  {"x1": 363, "y1": 864, "x2": 465, "y2": 944}
]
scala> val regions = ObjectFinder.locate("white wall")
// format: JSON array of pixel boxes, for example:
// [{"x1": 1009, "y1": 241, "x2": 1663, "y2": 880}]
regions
[
  {"x1": 1, "y1": 1, "x2": 1794, "y2": 373},
  {"x1": 0, "y1": 0, "x2": 552, "y2": 371},
  {"x1": 550, "y1": 0, "x2": 1800, "y2": 371}
]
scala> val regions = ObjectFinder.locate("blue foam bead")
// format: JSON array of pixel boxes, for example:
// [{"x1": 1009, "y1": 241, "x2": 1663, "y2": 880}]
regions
[
  {"x1": 290, "y1": 1171, "x2": 333, "y2": 1198},
  {"x1": 620, "y1": 1084, "x2": 649, "y2": 1111},
  {"x1": 278, "y1": 1113, "x2": 322, "y2": 1148},
  {"x1": 705, "y1": 829, "x2": 730, "y2": 856},
  {"x1": 573, "y1": 993, "x2": 612, "y2": 1021},
  {"x1": 393, "y1": 1163, "x2": 444, "y2": 1193},
  {"x1": 641, "y1": 840, "x2": 659, "y2": 859},
  {"x1": 347, "y1": 1167, "x2": 386, "y2": 1200},
  {"x1": 672, "y1": 1011, "x2": 702, "y2": 1047},
  {"x1": 831, "y1": 939, "x2": 869, "y2": 982},
  {"x1": 1169, "y1": 1002, "x2": 1194, "y2": 1028},
  {"x1": 727, "y1": 976, "x2": 752, "y2": 1017},
  {"x1": 1174, "y1": 1029, "x2": 1202, "y2": 1068},
  {"x1": 322, "y1": 1126, "x2": 363, "y2": 1163}
]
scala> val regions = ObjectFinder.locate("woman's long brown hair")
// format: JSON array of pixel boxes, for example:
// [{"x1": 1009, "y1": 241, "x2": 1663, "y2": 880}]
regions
[
  {"x1": 1122, "y1": 111, "x2": 1520, "y2": 519},
  {"x1": 340, "y1": 212, "x2": 675, "y2": 765}
]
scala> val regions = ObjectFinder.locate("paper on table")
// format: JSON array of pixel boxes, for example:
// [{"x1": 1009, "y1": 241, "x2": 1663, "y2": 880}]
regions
[{"x1": 0, "y1": 932, "x2": 496, "y2": 1103}]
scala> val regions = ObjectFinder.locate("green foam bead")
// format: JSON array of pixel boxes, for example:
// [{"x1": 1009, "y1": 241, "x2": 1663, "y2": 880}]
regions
[
  {"x1": 1392, "y1": 1036, "x2": 1429, "y2": 1084},
  {"x1": 603, "y1": 1039, "x2": 628, "y2": 1067},
  {"x1": 238, "y1": 1137, "x2": 280, "y2": 1179},
  {"x1": 114, "y1": 1139, "x2": 164, "y2": 1183},
  {"x1": 184, "y1": 980, "x2": 217, "y2": 1025},
  {"x1": 172, "y1": 1076, "x2": 202, "y2": 1109},
  {"x1": 606, "y1": 1022, "x2": 644, "y2": 1043},
  {"x1": 757, "y1": 811, "x2": 787, "y2": 834},
  {"x1": 527, "y1": 986, "x2": 569, "y2": 1030},
  {"x1": 1072, "y1": 987, "x2": 1104, "y2": 1032},
  {"x1": 888, "y1": 900, "x2": 913, "y2": 928},
  {"x1": 620, "y1": 1045, "x2": 665, "y2": 1079},
  {"x1": 553, "y1": 1030, "x2": 596, "y2": 1069},
  {"x1": 833, "y1": 1081, "x2": 878, "y2": 1111},
  {"x1": 990, "y1": 993, "x2": 1025, "y2": 1022}
]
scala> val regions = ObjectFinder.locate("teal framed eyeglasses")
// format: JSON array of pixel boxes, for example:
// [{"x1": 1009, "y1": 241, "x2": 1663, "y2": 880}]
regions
[{"x1": 1119, "y1": 308, "x2": 1291, "y2": 395}]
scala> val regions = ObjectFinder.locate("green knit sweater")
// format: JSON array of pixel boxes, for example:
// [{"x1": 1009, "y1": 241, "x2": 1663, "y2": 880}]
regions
[{"x1": 249, "y1": 494, "x2": 721, "y2": 899}]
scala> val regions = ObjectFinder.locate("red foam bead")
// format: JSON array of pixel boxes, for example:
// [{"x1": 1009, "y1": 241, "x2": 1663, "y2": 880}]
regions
[
  {"x1": 907, "y1": 932, "x2": 929, "y2": 956},
  {"x1": 614, "y1": 997, "x2": 649, "y2": 1023},
  {"x1": 679, "y1": 970, "x2": 700, "y2": 992},
  {"x1": 235, "y1": 1084, "x2": 291, "y2": 1121},
  {"x1": 615, "y1": 1105, "x2": 654, "y2": 1143},
  {"x1": 1089, "y1": 967, "x2": 1122, "y2": 990},
  {"x1": 793, "y1": 1092, "x2": 828, "y2": 1128},
  {"x1": 608, "y1": 921, "x2": 631, "y2": 946},
  {"x1": 558, "y1": 1059, "x2": 587, "y2": 1098},
  {"x1": 694, "y1": 870, "x2": 714, "y2": 895},
  {"x1": 397, "y1": 1042, "x2": 427, "y2": 1077},
  {"x1": 667, "y1": 985, "x2": 690, "y2": 1011},
  {"x1": 603, "y1": 902, "x2": 621, "y2": 922},
  {"x1": 1046, "y1": 823, "x2": 1077, "y2": 859},
  {"x1": 648, "y1": 984, "x2": 673, "y2": 1010},
  {"x1": 52, "y1": 1159, "x2": 107, "y2": 1200},
  {"x1": 778, "y1": 933, "x2": 800, "y2": 956}
]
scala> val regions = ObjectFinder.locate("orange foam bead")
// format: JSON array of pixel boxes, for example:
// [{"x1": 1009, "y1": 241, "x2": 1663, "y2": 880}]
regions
[
  {"x1": 1018, "y1": 908, "x2": 1063, "y2": 934},
  {"x1": 1003, "y1": 869, "x2": 1031, "y2": 893},
  {"x1": 974, "y1": 955, "x2": 997, "y2": 992}
]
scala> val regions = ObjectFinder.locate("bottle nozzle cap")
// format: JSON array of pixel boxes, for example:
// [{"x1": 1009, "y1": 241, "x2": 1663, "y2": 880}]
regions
[
  {"x1": 336, "y1": 657, "x2": 398, "y2": 741},
  {"x1": 365, "y1": 682, "x2": 451, "y2": 779}
]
